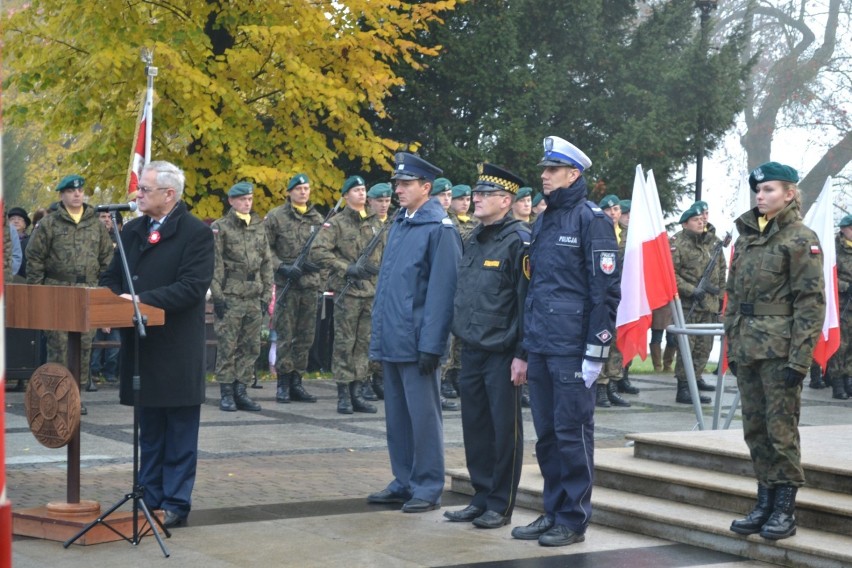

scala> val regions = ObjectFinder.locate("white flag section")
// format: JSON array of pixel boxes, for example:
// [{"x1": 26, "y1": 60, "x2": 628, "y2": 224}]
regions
[
  {"x1": 802, "y1": 177, "x2": 840, "y2": 369},
  {"x1": 616, "y1": 166, "x2": 678, "y2": 363}
]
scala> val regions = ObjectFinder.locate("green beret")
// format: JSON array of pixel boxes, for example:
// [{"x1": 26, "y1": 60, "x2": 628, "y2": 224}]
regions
[
  {"x1": 515, "y1": 187, "x2": 533, "y2": 201},
  {"x1": 748, "y1": 162, "x2": 799, "y2": 192},
  {"x1": 430, "y1": 177, "x2": 453, "y2": 196},
  {"x1": 451, "y1": 184, "x2": 471, "y2": 199},
  {"x1": 56, "y1": 174, "x2": 85, "y2": 192},
  {"x1": 228, "y1": 181, "x2": 254, "y2": 197},
  {"x1": 287, "y1": 173, "x2": 309, "y2": 191},
  {"x1": 531, "y1": 191, "x2": 545, "y2": 207},
  {"x1": 598, "y1": 194, "x2": 620, "y2": 209},
  {"x1": 840, "y1": 214, "x2": 852, "y2": 228},
  {"x1": 679, "y1": 206, "x2": 701, "y2": 224},
  {"x1": 341, "y1": 175, "x2": 366, "y2": 195},
  {"x1": 367, "y1": 182, "x2": 392, "y2": 199},
  {"x1": 619, "y1": 199, "x2": 631, "y2": 214},
  {"x1": 693, "y1": 200, "x2": 708, "y2": 212}
]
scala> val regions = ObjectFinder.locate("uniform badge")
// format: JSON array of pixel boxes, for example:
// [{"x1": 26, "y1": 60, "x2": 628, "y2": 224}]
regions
[
  {"x1": 810, "y1": 244, "x2": 821, "y2": 255},
  {"x1": 522, "y1": 255, "x2": 531, "y2": 280},
  {"x1": 599, "y1": 251, "x2": 616, "y2": 274},
  {"x1": 148, "y1": 230, "x2": 161, "y2": 245},
  {"x1": 483, "y1": 259, "x2": 500, "y2": 268},
  {"x1": 323, "y1": 222, "x2": 331, "y2": 228},
  {"x1": 752, "y1": 167, "x2": 764, "y2": 181},
  {"x1": 596, "y1": 329, "x2": 612, "y2": 343}
]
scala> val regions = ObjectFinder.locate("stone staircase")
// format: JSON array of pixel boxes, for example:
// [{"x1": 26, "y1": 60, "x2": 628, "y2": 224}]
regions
[{"x1": 448, "y1": 425, "x2": 852, "y2": 567}]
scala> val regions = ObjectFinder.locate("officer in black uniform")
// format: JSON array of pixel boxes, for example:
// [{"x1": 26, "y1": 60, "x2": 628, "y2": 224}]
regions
[
  {"x1": 511, "y1": 136, "x2": 620, "y2": 547},
  {"x1": 443, "y1": 163, "x2": 529, "y2": 529}
]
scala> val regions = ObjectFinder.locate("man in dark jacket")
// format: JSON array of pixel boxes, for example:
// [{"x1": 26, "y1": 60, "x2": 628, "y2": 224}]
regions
[
  {"x1": 367, "y1": 152, "x2": 462, "y2": 513},
  {"x1": 101, "y1": 160, "x2": 214, "y2": 529},
  {"x1": 512, "y1": 136, "x2": 620, "y2": 547},
  {"x1": 443, "y1": 163, "x2": 528, "y2": 529}
]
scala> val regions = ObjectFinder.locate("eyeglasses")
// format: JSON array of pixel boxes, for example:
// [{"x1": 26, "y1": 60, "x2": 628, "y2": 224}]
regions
[
  {"x1": 137, "y1": 186, "x2": 171, "y2": 195},
  {"x1": 472, "y1": 191, "x2": 509, "y2": 198}
]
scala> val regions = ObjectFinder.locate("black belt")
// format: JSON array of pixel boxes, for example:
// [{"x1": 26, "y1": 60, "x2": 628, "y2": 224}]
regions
[
  {"x1": 226, "y1": 271, "x2": 256, "y2": 282},
  {"x1": 739, "y1": 303, "x2": 793, "y2": 316},
  {"x1": 45, "y1": 270, "x2": 88, "y2": 284}
]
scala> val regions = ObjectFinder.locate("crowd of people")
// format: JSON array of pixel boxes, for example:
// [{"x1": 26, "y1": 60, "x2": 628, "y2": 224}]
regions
[{"x1": 5, "y1": 140, "x2": 849, "y2": 544}]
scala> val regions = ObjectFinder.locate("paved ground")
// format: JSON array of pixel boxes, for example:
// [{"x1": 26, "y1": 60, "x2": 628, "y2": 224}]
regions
[{"x1": 7, "y1": 370, "x2": 851, "y2": 567}]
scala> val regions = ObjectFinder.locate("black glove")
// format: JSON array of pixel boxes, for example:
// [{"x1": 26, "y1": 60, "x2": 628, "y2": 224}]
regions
[
  {"x1": 213, "y1": 300, "x2": 226, "y2": 319},
  {"x1": 277, "y1": 263, "x2": 303, "y2": 281},
  {"x1": 704, "y1": 284, "x2": 720, "y2": 295},
  {"x1": 728, "y1": 361, "x2": 737, "y2": 377},
  {"x1": 345, "y1": 263, "x2": 368, "y2": 280},
  {"x1": 417, "y1": 352, "x2": 440, "y2": 376},
  {"x1": 691, "y1": 287, "x2": 706, "y2": 302},
  {"x1": 784, "y1": 367, "x2": 806, "y2": 388}
]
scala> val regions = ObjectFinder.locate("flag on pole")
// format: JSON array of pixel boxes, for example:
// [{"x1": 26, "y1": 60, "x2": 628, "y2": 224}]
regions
[
  {"x1": 126, "y1": 89, "x2": 150, "y2": 201},
  {"x1": 803, "y1": 177, "x2": 840, "y2": 370},
  {"x1": 616, "y1": 166, "x2": 679, "y2": 363}
]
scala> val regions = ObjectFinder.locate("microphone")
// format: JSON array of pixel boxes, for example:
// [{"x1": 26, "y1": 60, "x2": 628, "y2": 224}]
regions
[{"x1": 95, "y1": 202, "x2": 138, "y2": 213}]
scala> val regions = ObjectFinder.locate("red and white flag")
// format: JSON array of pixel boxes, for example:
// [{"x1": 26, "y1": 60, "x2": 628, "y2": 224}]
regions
[
  {"x1": 126, "y1": 87, "x2": 152, "y2": 201},
  {"x1": 616, "y1": 166, "x2": 679, "y2": 363},
  {"x1": 803, "y1": 177, "x2": 840, "y2": 369}
]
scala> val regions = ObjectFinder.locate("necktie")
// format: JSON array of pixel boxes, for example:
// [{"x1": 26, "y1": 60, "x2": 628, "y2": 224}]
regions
[{"x1": 150, "y1": 220, "x2": 161, "y2": 234}]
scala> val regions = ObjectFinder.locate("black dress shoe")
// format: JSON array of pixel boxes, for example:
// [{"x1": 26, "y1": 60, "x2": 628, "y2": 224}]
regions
[
  {"x1": 402, "y1": 498, "x2": 439, "y2": 513},
  {"x1": 367, "y1": 489, "x2": 410, "y2": 504},
  {"x1": 538, "y1": 524, "x2": 585, "y2": 547},
  {"x1": 162, "y1": 510, "x2": 187, "y2": 529},
  {"x1": 511, "y1": 515, "x2": 554, "y2": 540},
  {"x1": 472, "y1": 510, "x2": 511, "y2": 528},
  {"x1": 443, "y1": 505, "x2": 484, "y2": 522}
]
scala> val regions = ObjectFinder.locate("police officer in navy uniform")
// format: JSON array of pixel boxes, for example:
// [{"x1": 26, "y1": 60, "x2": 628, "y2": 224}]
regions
[
  {"x1": 367, "y1": 152, "x2": 462, "y2": 513},
  {"x1": 444, "y1": 163, "x2": 528, "y2": 529},
  {"x1": 511, "y1": 136, "x2": 620, "y2": 547}
]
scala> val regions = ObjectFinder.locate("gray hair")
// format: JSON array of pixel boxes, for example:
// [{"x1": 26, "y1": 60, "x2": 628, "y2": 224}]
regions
[{"x1": 142, "y1": 160, "x2": 185, "y2": 198}]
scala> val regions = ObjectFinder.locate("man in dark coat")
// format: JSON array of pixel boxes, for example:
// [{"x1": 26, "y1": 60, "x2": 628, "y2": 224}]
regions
[
  {"x1": 367, "y1": 152, "x2": 462, "y2": 513},
  {"x1": 100, "y1": 160, "x2": 214, "y2": 529}
]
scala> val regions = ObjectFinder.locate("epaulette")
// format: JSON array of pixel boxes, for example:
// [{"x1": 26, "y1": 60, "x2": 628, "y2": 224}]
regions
[
  {"x1": 441, "y1": 217, "x2": 454, "y2": 226},
  {"x1": 585, "y1": 201, "x2": 605, "y2": 216}
]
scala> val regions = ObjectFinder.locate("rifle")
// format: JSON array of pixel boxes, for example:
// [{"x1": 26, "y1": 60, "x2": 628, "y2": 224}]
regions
[
  {"x1": 335, "y1": 217, "x2": 390, "y2": 306},
  {"x1": 686, "y1": 231, "x2": 732, "y2": 320},
  {"x1": 276, "y1": 197, "x2": 344, "y2": 309}
]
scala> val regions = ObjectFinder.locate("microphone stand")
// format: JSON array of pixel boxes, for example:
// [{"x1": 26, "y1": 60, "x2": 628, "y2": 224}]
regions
[{"x1": 64, "y1": 210, "x2": 170, "y2": 557}]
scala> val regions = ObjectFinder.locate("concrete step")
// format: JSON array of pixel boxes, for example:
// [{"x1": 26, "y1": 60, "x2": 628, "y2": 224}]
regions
[
  {"x1": 627, "y1": 426, "x2": 852, "y2": 494},
  {"x1": 595, "y1": 447, "x2": 852, "y2": 537}
]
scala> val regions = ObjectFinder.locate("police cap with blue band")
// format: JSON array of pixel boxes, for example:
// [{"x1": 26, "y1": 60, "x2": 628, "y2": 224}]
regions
[
  {"x1": 430, "y1": 177, "x2": 453, "y2": 196},
  {"x1": 228, "y1": 181, "x2": 254, "y2": 197},
  {"x1": 287, "y1": 173, "x2": 309, "y2": 191},
  {"x1": 391, "y1": 152, "x2": 442, "y2": 182},
  {"x1": 474, "y1": 163, "x2": 525, "y2": 195},
  {"x1": 367, "y1": 182, "x2": 392, "y2": 199},
  {"x1": 748, "y1": 162, "x2": 799, "y2": 193},
  {"x1": 538, "y1": 136, "x2": 592, "y2": 171}
]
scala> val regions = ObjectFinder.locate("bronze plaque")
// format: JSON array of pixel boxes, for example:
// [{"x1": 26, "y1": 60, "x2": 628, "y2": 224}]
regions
[{"x1": 25, "y1": 363, "x2": 81, "y2": 448}]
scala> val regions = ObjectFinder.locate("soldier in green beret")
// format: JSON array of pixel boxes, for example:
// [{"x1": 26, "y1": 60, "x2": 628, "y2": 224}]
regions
[
  {"x1": 211, "y1": 182, "x2": 273, "y2": 412},
  {"x1": 26, "y1": 174, "x2": 114, "y2": 414},
  {"x1": 449, "y1": 184, "x2": 478, "y2": 240},
  {"x1": 511, "y1": 187, "x2": 533, "y2": 223},
  {"x1": 727, "y1": 162, "x2": 824, "y2": 540},
  {"x1": 367, "y1": 182, "x2": 393, "y2": 223},
  {"x1": 827, "y1": 214, "x2": 852, "y2": 400},
  {"x1": 265, "y1": 173, "x2": 320, "y2": 403},
  {"x1": 431, "y1": 177, "x2": 454, "y2": 213},
  {"x1": 531, "y1": 191, "x2": 547, "y2": 216}
]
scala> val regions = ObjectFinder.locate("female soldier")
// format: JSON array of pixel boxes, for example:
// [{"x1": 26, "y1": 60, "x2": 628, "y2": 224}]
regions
[{"x1": 725, "y1": 162, "x2": 825, "y2": 541}]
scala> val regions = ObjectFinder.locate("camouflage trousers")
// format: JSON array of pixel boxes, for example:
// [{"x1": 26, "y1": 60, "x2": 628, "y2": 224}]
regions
[
  {"x1": 47, "y1": 329, "x2": 95, "y2": 385},
  {"x1": 736, "y1": 357, "x2": 804, "y2": 486},
  {"x1": 274, "y1": 287, "x2": 318, "y2": 375},
  {"x1": 828, "y1": 309, "x2": 852, "y2": 379},
  {"x1": 597, "y1": 328, "x2": 623, "y2": 386},
  {"x1": 214, "y1": 296, "x2": 263, "y2": 385},
  {"x1": 333, "y1": 295, "x2": 372, "y2": 384},
  {"x1": 674, "y1": 311, "x2": 716, "y2": 381},
  {"x1": 441, "y1": 334, "x2": 462, "y2": 378}
]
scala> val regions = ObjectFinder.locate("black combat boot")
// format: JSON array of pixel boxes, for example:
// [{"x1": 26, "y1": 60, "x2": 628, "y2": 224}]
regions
[
  {"x1": 616, "y1": 366, "x2": 640, "y2": 394},
  {"x1": 441, "y1": 375, "x2": 459, "y2": 399},
  {"x1": 233, "y1": 381, "x2": 262, "y2": 411},
  {"x1": 350, "y1": 381, "x2": 377, "y2": 413},
  {"x1": 595, "y1": 383, "x2": 611, "y2": 408},
  {"x1": 219, "y1": 383, "x2": 237, "y2": 412},
  {"x1": 361, "y1": 380, "x2": 378, "y2": 401},
  {"x1": 831, "y1": 376, "x2": 849, "y2": 400},
  {"x1": 845, "y1": 376, "x2": 852, "y2": 398},
  {"x1": 289, "y1": 371, "x2": 317, "y2": 403},
  {"x1": 337, "y1": 383, "x2": 353, "y2": 414},
  {"x1": 695, "y1": 377, "x2": 716, "y2": 392},
  {"x1": 276, "y1": 373, "x2": 291, "y2": 403},
  {"x1": 676, "y1": 381, "x2": 710, "y2": 404},
  {"x1": 371, "y1": 373, "x2": 384, "y2": 400},
  {"x1": 808, "y1": 363, "x2": 826, "y2": 389},
  {"x1": 730, "y1": 483, "x2": 775, "y2": 535},
  {"x1": 759, "y1": 486, "x2": 798, "y2": 540},
  {"x1": 606, "y1": 381, "x2": 631, "y2": 407}
]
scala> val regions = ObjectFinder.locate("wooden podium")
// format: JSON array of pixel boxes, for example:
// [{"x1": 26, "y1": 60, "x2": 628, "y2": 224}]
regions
[{"x1": 7, "y1": 284, "x2": 164, "y2": 543}]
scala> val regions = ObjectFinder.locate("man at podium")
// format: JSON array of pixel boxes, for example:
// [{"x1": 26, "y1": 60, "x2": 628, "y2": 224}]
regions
[{"x1": 100, "y1": 160, "x2": 214, "y2": 529}]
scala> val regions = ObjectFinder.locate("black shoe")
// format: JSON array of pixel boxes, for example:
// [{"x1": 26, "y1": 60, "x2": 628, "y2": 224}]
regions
[
  {"x1": 731, "y1": 483, "x2": 775, "y2": 535},
  {"x1": 441, "y1": 378, "x2": 458, "y2": 399},
  {"x1": 367, "y1": 489, "x2": 410, "y2": 504},
  {"x1": 539, "y1": 524, "x2": 585, "y2": 547},
  {"x1": 233, "y1": 381, "x2": 261, "y2": 411},
  {"x1": 595, "y1": 383, "x2": 611, "y2": 408},
  {"x1": 443, "y1": 505, "x2": 484, "y2": 522},
  {"x1": 676, "y1": 381, "x2": 710, "y2": 404},
  {"x1": 371, "y1": 373, "x2": 384, "y2": 400},
  {"x1": 361, "y1": 380, "x2": 378, "y2": 401},
  {"x1": 289, "y1": 372, "x2": 317, "y2": 403},
  {"x1": 350, "y1": 381, "x2": 377, "y2": 413},
  {"x1": 80, "y1": 403, "x2": 88, "y2": 416},
  {"x1": 402, "y1": 498, "x2": 439, "y2": 513},
  {"x1": 162, "y1": 510, "x2": 187, "y2": 529},
  {"x1": 219, "y1": 383, "x2": 237, "y2": 412},
  {"x1": 759, "y1": 486, "x2": 798, "y2": 540},
  {"x1": 521, "y1": 384, "x2": 531, "y2": 408},
  {"x1": 473, "y1": 510, "x2": 511, "y2": 528},
  {"x1": 337, "y1": 383, "x2": 353, "y2": 414},
  {"x1": 276, "y1": 373, "x2": 291, "y2": 403},
  {"x1": 831, "y1": 378, "x2": 849, "y2": 400},
  {"x1": 511, "y1": 515, "x2": 554, "y2": 540},
  {"x1": 441, "y1": 395, "x2": 459, "y2": 411},
  {"x1": 808, "y1": 363, "x2": 826, "y2": 389},
  {"x1": 616, "y1": 369, "x2": 640, "y2": 394},
  {"x1": 845, "y1": 376, "x2": 852, "y2": 397},
  {"x1": 607, "y1": 381, "x2": 631, "y2": 407},
  {"x1": 696, "y1": 377, "x2": 716, "y2": 392}
]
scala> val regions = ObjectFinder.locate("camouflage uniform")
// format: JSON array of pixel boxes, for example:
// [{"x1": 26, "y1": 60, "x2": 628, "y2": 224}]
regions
[
  {"x1": 310, "y1": 207, "x2": 384, "y2": 388},
  {"x1": 211, "y1": 208, "x2": 273, "y2": 386},
  {"x1": 26, "y1": 204, "x2": 113, "y2": 384},
  {"x1": 828, "y1": 233, "x2": 852, "y2": 381},
  {"x1": 724, "y1": 203, "x2": 824, "y2": 486},
  {"x1": 671, "y1": 226, "x2": 727, "y2": 384},
  {"x1": 265, "y1": 200, "x2": 325, "y2": 376}
]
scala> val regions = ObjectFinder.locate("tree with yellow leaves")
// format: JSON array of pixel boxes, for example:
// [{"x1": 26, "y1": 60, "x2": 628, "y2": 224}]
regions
[{"x1": 4, "y1": 0, "x2": 458, "y2": 217}]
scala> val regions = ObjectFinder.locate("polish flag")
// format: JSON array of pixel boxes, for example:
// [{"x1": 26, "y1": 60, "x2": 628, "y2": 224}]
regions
[
  {"x1": 126, "y1": 89, "x2": 151, "y2": 201},
  {"x1": 803, "y1": 177, "x2": 840, "y2": 369},
  {"x1": 616, "y1": 166, "x2": 678, "y2": 363}
]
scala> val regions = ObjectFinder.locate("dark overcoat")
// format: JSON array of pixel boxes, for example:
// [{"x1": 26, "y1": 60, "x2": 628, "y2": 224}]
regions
[{"x1": 100, "y1": 202, "x2": 214, "y2": 407}]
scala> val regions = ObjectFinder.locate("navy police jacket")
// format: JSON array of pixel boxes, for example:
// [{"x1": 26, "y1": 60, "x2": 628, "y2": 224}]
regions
[
  {"x1": 370, "y1": 197, "x2": 463, "y2": 362},
  {"x1": 523, "y1": 176, "x2": 620, "y2": 361}
]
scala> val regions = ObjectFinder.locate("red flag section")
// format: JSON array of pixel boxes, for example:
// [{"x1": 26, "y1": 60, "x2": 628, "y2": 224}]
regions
[{"x1": 126, "y1": 89, "x2": 150, "y2": 201}]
